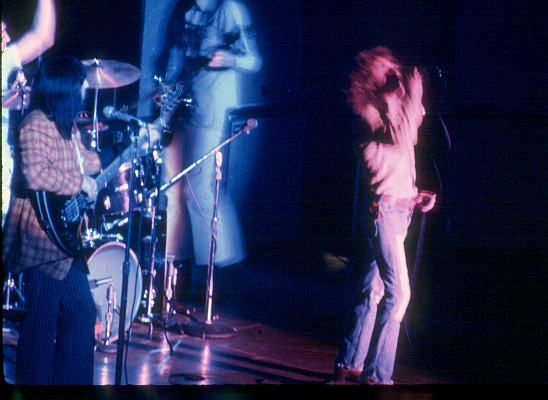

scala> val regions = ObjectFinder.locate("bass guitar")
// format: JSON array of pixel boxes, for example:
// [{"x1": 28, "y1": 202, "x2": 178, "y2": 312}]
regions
[
  {"x1": 35, "y1": 136, "x2": 144, "y2": 257},
  {"x1": 35, "y1": 79, "x2": 187, "y2": 257}
]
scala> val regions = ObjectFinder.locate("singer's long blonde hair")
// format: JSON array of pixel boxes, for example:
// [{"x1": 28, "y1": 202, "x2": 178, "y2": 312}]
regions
[{"x1": 346, "y1": 46, "x2": 402, "y2": 117}]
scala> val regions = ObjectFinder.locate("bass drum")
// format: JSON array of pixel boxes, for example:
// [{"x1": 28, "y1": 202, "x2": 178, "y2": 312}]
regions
[{"x1": 87, "y1": 242, "x2": 142, "y2": 343}]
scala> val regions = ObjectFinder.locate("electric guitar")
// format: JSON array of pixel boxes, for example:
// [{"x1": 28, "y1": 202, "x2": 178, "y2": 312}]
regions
[
  {"x1": 156, "y1": 31, "x2": 241, "y2": 131},
  {"x1": 35, "y1": 82, "x2": 186, "y2": 257},
  {"x1": 36, "y1": 32, "x2": 242, "y2": 256},
  {"x1": 34, "y1": 138, "x2": 143, "y2": 257}
]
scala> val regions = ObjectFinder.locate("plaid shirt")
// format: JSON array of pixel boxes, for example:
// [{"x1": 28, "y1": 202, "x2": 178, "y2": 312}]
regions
[{"x1": 3, "y1": 110, "x2": 101, "y2": 280}]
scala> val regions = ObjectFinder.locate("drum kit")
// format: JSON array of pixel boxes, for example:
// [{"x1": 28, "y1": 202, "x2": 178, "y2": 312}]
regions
[
  {"x1": 3, "y1": 57, "x2": 257, "y2": 352},
  {"x1": 3, "y1": 58, "x2": 179, "y2": 349}
]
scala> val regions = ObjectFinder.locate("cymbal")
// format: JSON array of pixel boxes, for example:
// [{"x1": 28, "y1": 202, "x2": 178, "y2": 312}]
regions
[
  {"x1": 82, "y1": 59, "x2": 141, "y2": 89},
  {"x1": 2, "y1": 86, "x2": 31, "y2": 110}
]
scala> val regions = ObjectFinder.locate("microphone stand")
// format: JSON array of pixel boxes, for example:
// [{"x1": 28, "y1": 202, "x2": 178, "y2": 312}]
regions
[
  {"x1": 180, "y1": 151, "x2": 235, "y2": 339},
  {"x1": 159, "y1": 119, "x2": 256, "y2": 193},
  {"x1": 206, "y1": 152, "x2": 222, "y2": 324},
  {"x1": 138, "y1": 147, "x2": 183, "y2": 346},
  {"x1": 157, "y1": 119, "x2": 257, "y2": 339},
  {"x1": 114, "y1": 122, "x2": 140, "y2": 385}
]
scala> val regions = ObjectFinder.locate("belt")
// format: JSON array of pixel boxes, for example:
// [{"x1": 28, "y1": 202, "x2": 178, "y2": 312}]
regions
[{"x1": 373, "y1": 195, "x2": 416, "y2": 210}]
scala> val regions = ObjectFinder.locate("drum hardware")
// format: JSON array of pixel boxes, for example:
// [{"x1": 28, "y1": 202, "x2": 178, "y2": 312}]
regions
[
  {"x1": 81, "y1": 58, "x2": 141, "y2": 152},
  {"x1": 87, "y1": 241, "x2": 142, "y2": 349},
  {"x1": 2, "y1": 69, "x2": 30, "y2": 112},
  {"x1": 95, "y1": 88, "x2": 228, "y2": 380},
  {"x1": 88, "y1": 276, "x2": 113, "y2": 289},
  {"x1": 82, "y1": 228, "x2": 124, "y2": 250},
  {"x1": 78, "y1": 120, "x2": 109, "y2": 152},
  {"x1": 164, "y1": 255, "x2": 177, "y2": 314},
  {"x1": 126, "y1": 150, "x2": 184, "y2": 346},
  {"x1": 2, "y1": 86, "x2": 31, "y2": 112},
  {"x1": 88, "y1": 277, "x2": 118, "y2": 352},
  {"x1": 106, "y1": 127, "x2": 182, "y2": 382},
  {"x1": 83, "y1": 59, "x2": 141, "y2": 90},
  {"x1": 2, "y1": 272, "x2": 25, "y2": 313},
  {"x1": 96, "y1": 284, "x2": 118, "y2": 353},
  {"x1": 136, "y1": 194, "x2": 178, "y2": 340},
  {"x1": 101, "y1": 215, "x2": 129, "y2": 232}
]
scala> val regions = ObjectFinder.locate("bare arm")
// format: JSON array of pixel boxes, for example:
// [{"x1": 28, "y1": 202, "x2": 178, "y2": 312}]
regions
[{"x1": 16, "y1": 0, "x2": 56, "y2": 65}]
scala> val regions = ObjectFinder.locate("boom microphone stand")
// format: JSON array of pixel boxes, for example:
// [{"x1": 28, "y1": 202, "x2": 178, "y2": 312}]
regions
[
  {"x1": 181, "y1": 151, "x2": 234, "y2": 339},
  {"x1": 158, "y1": 118, "x2": 258, "y2": 339}
]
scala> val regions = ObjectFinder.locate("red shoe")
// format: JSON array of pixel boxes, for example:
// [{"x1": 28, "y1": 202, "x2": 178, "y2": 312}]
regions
[{"x1": 333, "y1": 367, "x2": 361, "y2": 383}]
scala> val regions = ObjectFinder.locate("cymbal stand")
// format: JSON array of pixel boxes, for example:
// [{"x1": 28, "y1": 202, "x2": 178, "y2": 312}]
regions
[
  {"x1": 91, "y1": 88, "x2": 101, "y2": 152},
  {"x1": 96, "y1": 284, "x2": 118, "y2": 353},
  {"x1": 2, "y1": 272, "x2": 25, "y2": 312},
  {"x1": 163, "y1": 254, "x2": 177, "y2": 314},
  {"x1": 2, "y1": 272, "x2": 25, "y2": 334}
]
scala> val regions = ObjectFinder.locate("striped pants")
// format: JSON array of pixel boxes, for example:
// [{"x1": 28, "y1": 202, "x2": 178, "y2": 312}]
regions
[{"x1": 15, "y1": 259, "x2": 96, "y2": 385}]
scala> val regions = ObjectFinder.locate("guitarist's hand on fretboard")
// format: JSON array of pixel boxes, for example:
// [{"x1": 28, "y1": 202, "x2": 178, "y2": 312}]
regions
[
  {"x1": 207, "y1": 50, "x2": 236, "y2": 69},
  {"x1": 81, "y1": 175, "x2": 98, "y2": 204}
]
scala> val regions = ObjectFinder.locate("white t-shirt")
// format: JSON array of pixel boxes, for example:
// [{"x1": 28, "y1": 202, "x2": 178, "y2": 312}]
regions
[{"x1": 358, "y1": 93, "x2": 423, "y2": 200}]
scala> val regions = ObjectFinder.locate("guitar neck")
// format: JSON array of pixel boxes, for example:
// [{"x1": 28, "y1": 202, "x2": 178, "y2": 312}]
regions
[
  {"x1": 95, "y1": 78, "x2": 191, "y2": 187},
  {"x1": 95, "y1": 134, "x2": 147, "y2": 188}
]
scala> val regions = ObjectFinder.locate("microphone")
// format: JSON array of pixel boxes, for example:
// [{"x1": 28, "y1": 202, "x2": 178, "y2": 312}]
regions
[
  {"x1": 103, "y1": 106, "x2": 148, "y2": 128},
  {"x1": 242, "y1": 118, "x2": 258, "y2": 134}
]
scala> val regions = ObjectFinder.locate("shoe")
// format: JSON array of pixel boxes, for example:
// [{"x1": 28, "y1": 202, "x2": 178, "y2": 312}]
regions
[
  {"x1": 358, "y1": 377, "x2": 394, "y2": 385},
  {"x1": 333, "y1": 367, "x2": 361, "y2": 383}
]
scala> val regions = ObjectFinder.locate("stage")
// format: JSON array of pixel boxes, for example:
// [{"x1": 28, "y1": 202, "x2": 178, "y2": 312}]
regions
[
  {"x1": 4, "y1": 239, "x2": 547, "y2": 394},
  {"x1": 3, "y1": 240, "x2": 451, "y2": 387}
]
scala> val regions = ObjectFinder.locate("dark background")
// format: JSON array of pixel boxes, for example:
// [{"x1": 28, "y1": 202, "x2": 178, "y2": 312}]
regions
[{"x1": 3, "y1": 0, "x2": 547, "y2": 384}]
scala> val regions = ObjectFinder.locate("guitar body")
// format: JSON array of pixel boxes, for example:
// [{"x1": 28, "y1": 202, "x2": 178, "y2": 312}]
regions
[
  {"x1": 35, "y1": 191, "x2": 87, "y2": 257},
  {"x1": 33, "y1": 76, "x2": 194, "y2": 257}
]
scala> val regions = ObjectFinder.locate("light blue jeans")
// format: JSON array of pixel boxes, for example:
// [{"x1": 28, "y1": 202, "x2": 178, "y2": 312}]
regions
[{"x1": 336, "y1": 197, "x2": 413, "y2": 384}]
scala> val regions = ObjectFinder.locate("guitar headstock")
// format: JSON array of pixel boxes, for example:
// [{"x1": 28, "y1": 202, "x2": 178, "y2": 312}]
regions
[{"x1": 157, "y1": 81, "x2": 194, "y2": 129}]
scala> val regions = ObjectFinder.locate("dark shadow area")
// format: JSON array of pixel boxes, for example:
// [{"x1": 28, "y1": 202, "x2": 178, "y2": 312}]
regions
[
  {"x1": 3, "y1": 0, "x2": 547, "y2": 389},
  {"x1": 213, "y1": 236, "x2": 548, "y2": 385}
]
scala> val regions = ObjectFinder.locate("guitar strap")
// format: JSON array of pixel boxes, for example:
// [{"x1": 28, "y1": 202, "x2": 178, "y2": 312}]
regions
[{"x1": 71, "y1": 133, "x2": 90, "y2": 273}]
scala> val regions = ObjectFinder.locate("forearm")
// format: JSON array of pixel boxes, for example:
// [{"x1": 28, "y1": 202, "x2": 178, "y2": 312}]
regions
[{"x1": 17, "y1": 0, "x2": 56, "y2": 65}]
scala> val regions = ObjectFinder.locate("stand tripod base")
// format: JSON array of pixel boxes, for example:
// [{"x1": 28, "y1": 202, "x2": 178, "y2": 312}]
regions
[
  {"x1": 181, "y1": 321, "x2": 236, "y2": 339},
  {"x1": 96, "y1": 342, "x2": 118, "y2": 353}
]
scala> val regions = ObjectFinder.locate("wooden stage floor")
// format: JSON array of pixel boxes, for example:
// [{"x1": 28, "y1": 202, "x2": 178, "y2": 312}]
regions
[{"x1": 7, "y1": 240, "x2": 545, "y2": 395}]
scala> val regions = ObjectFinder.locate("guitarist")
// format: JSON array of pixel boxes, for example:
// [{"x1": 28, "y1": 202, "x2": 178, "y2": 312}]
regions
[
  {"x1": 2, "y1": 56, "x2": 101, "y2": 385},
  {"x1": 155, "y1": 0, "x2": 262, "y2": 307}
]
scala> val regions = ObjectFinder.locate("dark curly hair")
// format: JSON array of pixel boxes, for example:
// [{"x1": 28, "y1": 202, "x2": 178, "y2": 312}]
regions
[
  {"x1": 28, "y1": 56, "x2": 87, "y2": 140},
  {"x1": 346, "y1": 46, "x2": 402, "y2": 117}
]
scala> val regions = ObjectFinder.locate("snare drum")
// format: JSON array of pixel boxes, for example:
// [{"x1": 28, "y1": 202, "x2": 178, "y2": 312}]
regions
[{"x1": 87, "y1": 242, "x2": 142, "y2": 343}]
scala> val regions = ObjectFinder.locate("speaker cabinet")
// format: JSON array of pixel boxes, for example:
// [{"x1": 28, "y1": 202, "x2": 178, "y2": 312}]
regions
[{"x1": 223, "y1": 104, "x2": 307, "y2": 243}]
